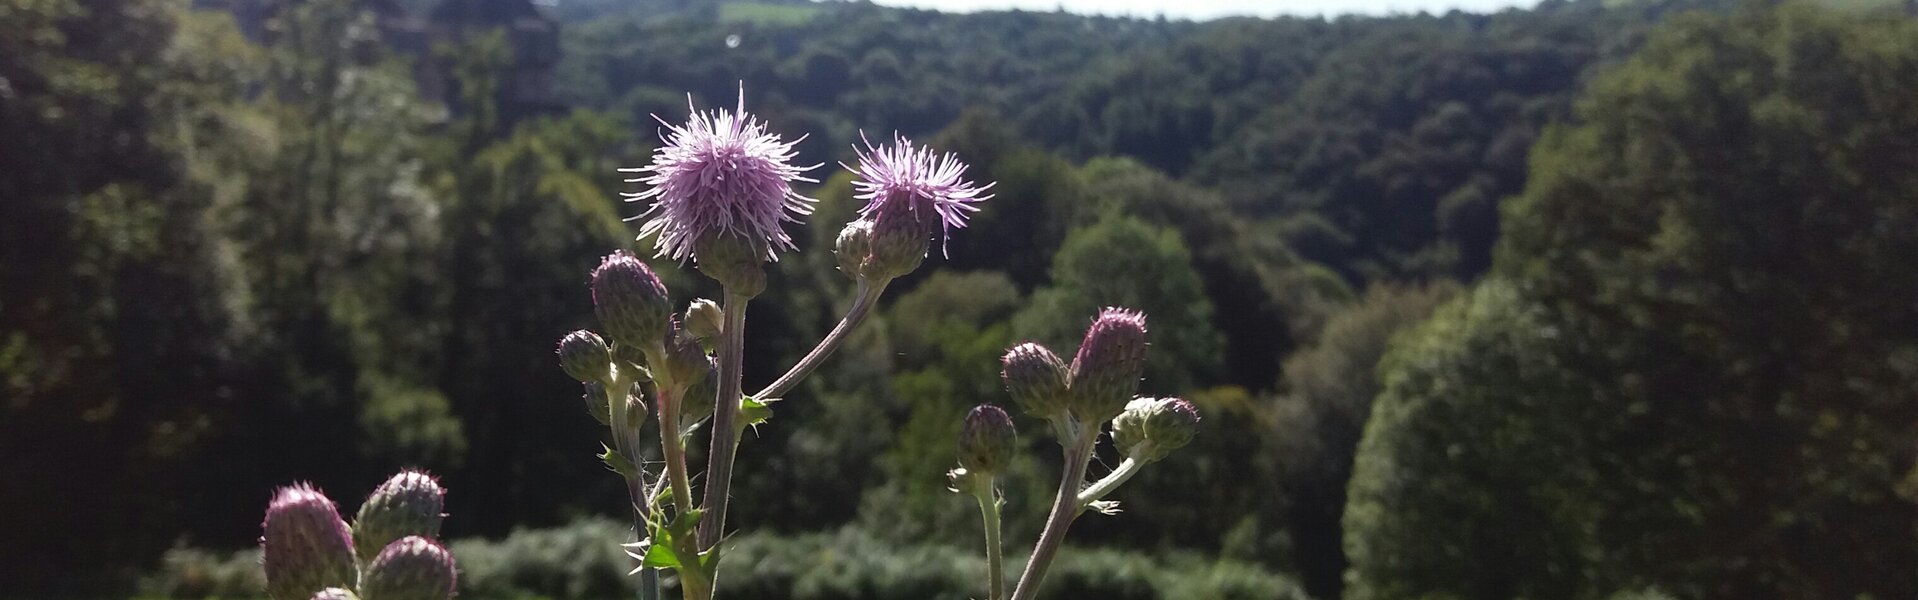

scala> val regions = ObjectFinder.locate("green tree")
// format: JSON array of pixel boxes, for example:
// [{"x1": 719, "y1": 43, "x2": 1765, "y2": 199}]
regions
[
  {"x1": 1348, "y1": 5, "x2": 1918, "y2": 598},
  {"x1": 1343, "y1": 282, "x2": 1603, "y2": 600},
  {"x1": 1268, "y1": 282, "x2": 1457, "y2": 597}
]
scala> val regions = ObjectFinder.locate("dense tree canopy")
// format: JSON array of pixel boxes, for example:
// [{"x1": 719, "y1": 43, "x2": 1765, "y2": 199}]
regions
[{"x1": 1348, "y1": 5, "x2": 1918, "y2": 598}]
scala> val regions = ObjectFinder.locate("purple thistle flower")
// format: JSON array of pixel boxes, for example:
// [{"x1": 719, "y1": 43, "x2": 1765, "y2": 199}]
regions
[
  {"x1": 621, "y1": 86, "x2": 818, "y2": 262},
  {"x1": 845, "y1": 132, "x2": 994, "y2": 254}
]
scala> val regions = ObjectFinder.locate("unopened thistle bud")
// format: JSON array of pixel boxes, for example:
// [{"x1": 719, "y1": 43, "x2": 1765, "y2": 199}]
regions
[
  {"x1": 1002, "y1": 342, "x2": 1070, "y2": 419},
  {"x1": 557, "y1": 330, "x2": 613, "y2": 384},
  {"x1": 591, "y1": 251, "x2": 672, "y2": 348},
  {"x1": 655, "y1": 317, "x2": 711, "y2": 390},
  {"x1": 1068, "y1": 308, "x2": 1148, "y2": 423},
  {"x1": 621, "y1": 391, "x2": 648, "y2": 439},
  {"x1": 834, "y1": 220, "x2": 874, "y2": 280},
  {"x1": 679, "y1": 356, "x2": 718, "y2": 429},
  {"x1": 582, "y1": 382, "x2": 612, "y2": 425},
  {"x1": 353, "y1": 470, "x2": 446, "y2": 560},
  {"x1": 310, "y1": 588, "x2": 359, "y2": 600},
  {"x1": 1110, "y1": 397, "x2": 1200, "y2": 463},
  {"x1": 958, "y1": 404, "x2": 1017, "y2": 473},
  {"x1": 360, "y1": 536, "x2": 456, "y2": 600},
  {"x1": 685, "y1": 298, "x2": 723, "y2": 340},
  {"x1": 261, "y1": 484, "x2": 356, "y2": 600}
]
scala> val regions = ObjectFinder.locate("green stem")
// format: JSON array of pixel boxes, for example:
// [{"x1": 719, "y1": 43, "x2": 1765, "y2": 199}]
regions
[
  {"x1": 656, "y1": 384, "x2": 696, "y2": 516},
  {"x1": 974, "y1": 485, "x2": 1007, "y2": 600},
  {"x1": 697, "y1": 292, "x2": 750, "y2": 550},
  {"x1": 602, "y1": 373, "x2": 660, "y2": 600},
  {"x1": 1010, "y1": 429, "x2": 1099, "y2": 600},
  {"x1": 753, "y1": 278, "x2": 889, "y2": 400},
  {"x1": 1073, "y1": 450, "x2": 1150, "y2": 514}
]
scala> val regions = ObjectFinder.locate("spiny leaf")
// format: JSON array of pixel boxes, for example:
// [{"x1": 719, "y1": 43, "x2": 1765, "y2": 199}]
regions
[
  {"x1": 599, "y1": 443, "x2": 638, "y2": 479},
  {"x1": 738, "y1": 396, "x2": 777, "y2": 433}
]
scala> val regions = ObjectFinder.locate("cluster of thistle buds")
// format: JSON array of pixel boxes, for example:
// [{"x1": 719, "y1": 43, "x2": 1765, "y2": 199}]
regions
[
  {"x1": 259, "y1": 471, "x2": 455, "y2": 600},
  {"x1": 952, "y1": 307, "x2": 1202, "y2": 600},
  {"x1": 554, "y1": 87, "x2": 994, "y2": 600}
]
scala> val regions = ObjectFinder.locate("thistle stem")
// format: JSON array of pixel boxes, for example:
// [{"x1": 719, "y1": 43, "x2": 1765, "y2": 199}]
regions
[
  {"x1": 603, "y1": 374, "x2": 661, "y2": 600},
  {"x1": 1074, "y1": 450, "x2": 1149, "y2": 513},
  {"x1": 974, "y1": 485, "x2": 1007, "y2": 600},
  {"x1": 754, "y1": 278, "x2": 889, "y2": 401},
  {"x1": 697, "y1": 292, "x2": 750, "y2": 550},
  {"x1": 1010, "y1": 429, "x2": 1099, "y2": 600},
  {"x1": 656, "y1": 384, "x2": 696, "y2": 516}
]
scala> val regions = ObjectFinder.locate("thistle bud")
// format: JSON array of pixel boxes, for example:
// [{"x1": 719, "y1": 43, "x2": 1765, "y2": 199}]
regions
[
  {"x1": 958, "y1": 404, "x2": 1017, "y2": 473},
  {"x1": 581, "y1": 382, "x2": 612, "y2": 425},
  {"x1": 695, "y1": 234, "x2": 767, "y2": 297},
  {"x1": 261, "y1": 484, "x2": 356, "y2": 600},
  {"x1": 1002, "y1": 342, "x2": 1070, "y2": 419},
  {"x1": 1068, "y1": 308, "x2": 1148, "y2": 422},
  {"x1": 679, "y1": 356, "x2": 718, "y2": 429},
  {"x1": 656, "y1": 318, "x2": 711, "y2": 390},
  {"x1": 863, "y1": 208, "x2": 929, "y2": 280},
  {"x1": 685, "y1": 298, "x2": 723, "y2": 340},
  {"x1": 353, "y1": 470, "x2": 446, "y2": 560},
  {"x1": 1110, "y1": 397, "x2": 1200, "y2": 463},
  {"x1": 591, "y1": 251, "x2": 672, "y2": 348},
  {"x1": 310, "y1": 589, "x2": 359, "y2": 600},
  {"x1": 622, "y1": 392, "x2": 649, "y2": 437},
  {"x1": 834, "y1": 220, "x2": 873, "y2": 280},
  {"x1": 360, "y1": 536, "x2": 457, "y2": 600},
  {"x1": 556, "y1": 330, "x2": 613, "y2": 384}
]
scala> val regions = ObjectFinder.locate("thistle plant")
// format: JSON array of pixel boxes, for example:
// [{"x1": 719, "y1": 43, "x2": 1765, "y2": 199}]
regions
[
  {"x1": 960, "y1": 309, "x2": 1201, "y2": 600},
  {"x1": 557, "y1": 87, "x2": 1191, "y2": 599},
  {"x1": 258, "y1": 471, "x2": 456, "y2": 600}
]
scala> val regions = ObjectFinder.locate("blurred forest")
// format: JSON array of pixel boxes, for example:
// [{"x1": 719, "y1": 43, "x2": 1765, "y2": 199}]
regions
[{"x1": 4, "y1": 0, "x2": 1917, "y2": 598}]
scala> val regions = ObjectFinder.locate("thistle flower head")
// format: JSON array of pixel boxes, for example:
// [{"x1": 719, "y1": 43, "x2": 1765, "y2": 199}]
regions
[
  {"x1": 957, "y1": 404, "x2": 1018, "y2": 474},
  {"x1": 557, "y1": 330, "x2": 614, "y2": 384},
  {"x1": 360, "y1": 536, "x2": 457, "y2": 600},
  {"x1": 261, "y1": 484, "x2": 356, "y2": 600},
  {"x1": 352, "y1": 470, "x2": 446, "y2": 561},
  {"x1": 1068, "y1": 308, "x2": 1149, "y2": 423},
  {"x1": 591, "y1": 251, "x2": 673, "y2": 349},
  {"x1": 1002, "y1": 342, "x2": 1070, "y2": 419},
  {"x1": 845, "y1": 132, "x2": 993, "y2": 256},
  {"x1": 1111, "y1": 396, "x2": 1200, "y2": 462},
  {"x1": 623, "y1": 86, "x2": 818, "y2": 263}
]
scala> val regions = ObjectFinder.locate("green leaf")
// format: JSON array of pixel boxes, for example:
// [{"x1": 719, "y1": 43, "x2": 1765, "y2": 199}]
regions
[
  {"x1": 638, "y1": 535, "x2": 682, "y2": 569},
  {"x1": 640, "y1": 508, "x2": 706, "y2": 571},
  {"x1": 737, "y1": 396, "x2": 777, "y2": 433},
  {"x1": 599, "y1": 443, "x2": 638, "y2": 479}
]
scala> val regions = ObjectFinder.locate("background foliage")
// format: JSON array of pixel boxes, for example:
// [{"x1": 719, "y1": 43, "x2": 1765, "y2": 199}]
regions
[{"x1": 4, "y1": 0, "x2": 1916, "y2": 598}]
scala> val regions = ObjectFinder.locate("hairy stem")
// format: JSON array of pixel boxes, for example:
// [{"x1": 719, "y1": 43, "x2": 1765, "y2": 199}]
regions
[
  {"x1": 1010, "y1": 430, "x2": 1099, "y2": 600},
  {"x1": 603, "y1": 374, "x2": 660, "y2": 600},
  {"x1": 974, "y1": 485, "x2": 1007, "y2": 600},
  {"x1": 754, "y1": 278, "x2": 889, "y2": 401},
  {"x1": 697, "y1": 292, "x2": 750, "y2": 550},
  {"x1": 1073, "y1": 450, "x2": 1149, "y2": 514},
  {"x1": 656, "y1": 384, "x2": 696, "y2": 516}
]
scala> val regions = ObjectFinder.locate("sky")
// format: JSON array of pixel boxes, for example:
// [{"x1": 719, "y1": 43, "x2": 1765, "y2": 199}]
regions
[{"x1": 864, "y1": 0, "x2": 1541, "y2": 19}]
